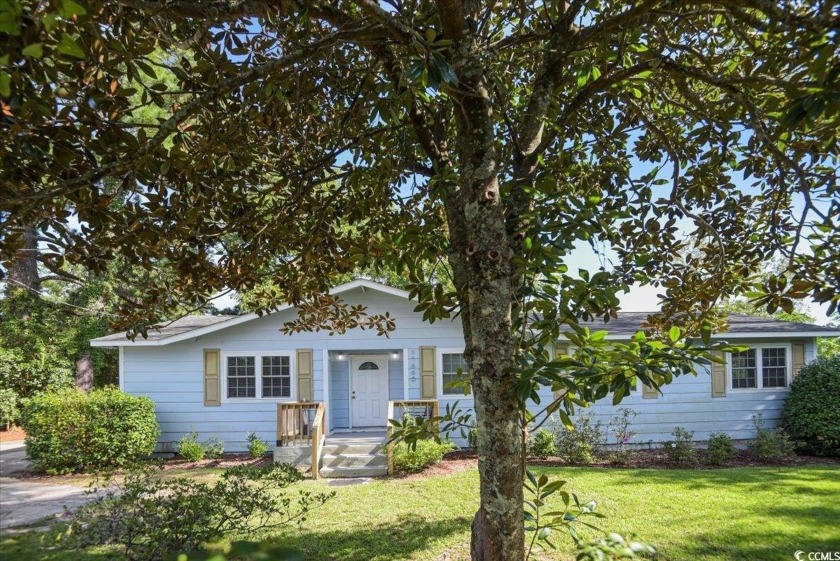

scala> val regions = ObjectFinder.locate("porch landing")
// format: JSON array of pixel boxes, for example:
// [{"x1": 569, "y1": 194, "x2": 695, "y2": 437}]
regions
[{"x1": 325, "y1": 431, "x2": 387, "y2": 446}]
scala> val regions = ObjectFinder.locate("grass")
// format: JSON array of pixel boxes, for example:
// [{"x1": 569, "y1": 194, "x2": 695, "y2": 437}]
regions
[{"x1": 2, "y1": 465, "x2": 839, "y2": 560}]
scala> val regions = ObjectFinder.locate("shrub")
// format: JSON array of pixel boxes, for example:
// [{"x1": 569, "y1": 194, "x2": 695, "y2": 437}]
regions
[
  {"x1": 0, "y1": 388, "x2": 20, "y2": 429},
  {"x1": 608, "y1": 408, "x2": 638, "y2": 465},
  {"x1": 392, "y1": 438, "x2": 454, "y2": 473},
  {"x1": 205, "y1": 436, "x2": 225, "y2": 459},
  {"x1": 178, "y1": 431, "x2": 207, "y2": 461},
  {"x1": 705, "y1": 432, "x2": 735, "y2": 465},
  {"x1": 783, "y1": 356, "x2": 840, "y2": 456},
  {"x1": 468, "y1": 426, "x2": 479, "y2": 450},
  {"x1": 20, "y1": 388, "x2": 159, "y2": 474},
  {"x1": 246, "y1": 432, "x2": 270, "y2": 459},
  {"x1": 529, "y1": 429, "x2": 557, "y2": 459},
  {"x1": 749, "y1": 414, "x2": 795, "y2": 461},
  {"x1": 664, "y1": 427, "x2": 697, "y2": 466},
  {"x1": 63, "y1": 462, "x2": 334, "y2": 561},
  {"x1": 556, "y1": 411, "x2": 603, "y2": 464}
]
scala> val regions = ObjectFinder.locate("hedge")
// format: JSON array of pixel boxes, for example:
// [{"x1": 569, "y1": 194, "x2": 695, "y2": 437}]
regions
[
  {"x1": 782, "y1": 356, "x2": 840, "y2": 457},
  {"x1": 21, "y1": 388, "x2": 160, "y2": 474}
]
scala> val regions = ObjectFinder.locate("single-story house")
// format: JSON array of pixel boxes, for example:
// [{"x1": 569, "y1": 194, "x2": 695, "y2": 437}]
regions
[{"x1": 90, "y1": 279, "x2": 838, "y2": 475}]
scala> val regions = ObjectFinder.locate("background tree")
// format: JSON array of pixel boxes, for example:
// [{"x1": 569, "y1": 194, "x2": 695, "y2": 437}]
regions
[{"x1": 2, "y1": 2, "x2": 839, "y2": 560}]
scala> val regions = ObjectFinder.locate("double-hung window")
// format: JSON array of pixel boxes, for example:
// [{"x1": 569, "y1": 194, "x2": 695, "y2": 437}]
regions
[
  {"x1": 729, "y1": 345, "x2": 790, "y2": 390},
  {"x1": 225, "y1": 353, "x2": 293, "y2": 400},
  {"x1": 440, "y1": 351, "x2": 469, "y2": 396}
]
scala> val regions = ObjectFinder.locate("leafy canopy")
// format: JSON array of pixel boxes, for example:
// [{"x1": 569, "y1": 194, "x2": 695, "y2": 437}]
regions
[{"x1": 1, "y1": 1, "x2": 837, "y2": 333}]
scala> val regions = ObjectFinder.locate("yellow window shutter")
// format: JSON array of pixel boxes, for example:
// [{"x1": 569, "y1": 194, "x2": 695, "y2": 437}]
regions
[
  {"x1": 792, "y1": 343, "x2": 806, "y2": 377},
  {"x1": 297, "y1": 349, "x2": 313, "y2": 401},
  {"x1": 420, "y1": 346, "x2": 436, "y2": 399},
  {"x1": 711, "y1": 351, "x2": 727, "y2": 398},
  {"x1": 203, "y1": 349, "x2": 221, "y2": 406},
  {"x1": 642, "y1": 382, "x2": 658, "y2": 399}
]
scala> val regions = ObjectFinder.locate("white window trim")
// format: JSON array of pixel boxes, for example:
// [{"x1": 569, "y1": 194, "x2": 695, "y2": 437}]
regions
[
  {"x1": 437, "y1": 347, "x2": 469, "y2": 399},
  {"x1": 221, "y1": 351, "x2": 297, "y2": 403},
  {"x1": 727, "y1": 343, "x2": 792, "y2": 392}
]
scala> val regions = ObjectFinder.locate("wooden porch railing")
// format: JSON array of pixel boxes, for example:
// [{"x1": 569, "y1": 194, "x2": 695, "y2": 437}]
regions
[
  {"x1": 276, "y1": 402, "x2": 325, "y2": 479},
  {"x1": 385, "y1": 399, "x2": 439, "y2": 475}
]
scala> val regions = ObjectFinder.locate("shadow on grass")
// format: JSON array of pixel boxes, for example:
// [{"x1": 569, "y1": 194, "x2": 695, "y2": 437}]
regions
[
  {"x1": 677, "y1": 503, "x2": 840, "y2": 561},
  {"x1": 548, "y1": 464, "x2": 840, "y2": 493},
  {"x1": 0, "y1": 527, "x2": 119, "y2": 561},
  {"x1": 271, "y1": 513, "x2": 473, "y2": 561}
]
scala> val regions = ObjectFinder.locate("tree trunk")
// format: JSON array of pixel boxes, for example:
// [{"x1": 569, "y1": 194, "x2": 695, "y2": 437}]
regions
[
  {"x1": 5, "y1": 225, "x2": 40, "y2": 295},
  {"x1": 4, "y1": 224, "x2": 40, "y2": 319},
  {"x1": 75, "y1": 351, "x2": 94, "y2": 392},
  {"x1": 446, "y1": 54, "x2": 524, "y2": 559}
]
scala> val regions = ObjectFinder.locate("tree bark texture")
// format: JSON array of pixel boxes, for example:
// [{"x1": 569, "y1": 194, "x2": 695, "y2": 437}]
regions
[
  {"x1": 5, "y1": 225, "x2": 40, "y2": 296},
  {"x1": 443, "y1": 28, "x2": 524, "y2": 558},
  {"x1": 76, "y1": 351, "x2": 94, "y2": 392}
]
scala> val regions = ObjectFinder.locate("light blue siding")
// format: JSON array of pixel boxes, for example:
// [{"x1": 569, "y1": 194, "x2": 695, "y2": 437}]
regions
[
  {"x1": 121, "y1": 289, "x2": 466, "y2": 451},
  {"x1": 388, "y1": 358, "x2": 404, "y2": 400},
  {"x1": 328, "y1": 357, "x2": 350, "y2": 431},
  {"x1": 117, "y1": 286, "x2": 820, "y2": 451}
]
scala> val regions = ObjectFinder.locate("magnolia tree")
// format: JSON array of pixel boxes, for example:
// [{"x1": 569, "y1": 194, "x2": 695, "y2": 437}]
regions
[{"x1": 2, "y1": 1, "x2": 839, "y2": 560}]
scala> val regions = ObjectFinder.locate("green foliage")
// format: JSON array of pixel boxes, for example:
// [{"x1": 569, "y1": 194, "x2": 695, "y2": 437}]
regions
[
  {"x1": 387, "y1": 401, "x2": 473, "y2": 451},
  {"x1": 817, "y1": 335, "x2": 840, "y2": 358},
  {"x1": 556, "y1": 412, "x2": 604, "y2": 464},
  {"x1": 20, "y1": 388, "x2": 159, "y2": 474},
  {"x1": 173, "y1": 540, "x2": 303, "y2": 561},
  {"x1": 663, "y1": 428, "x2": 697, "y2": 467},
  {"x1": 704, "y1": 433, "x2": 736, "y2": 466},
  {"x1": 529, "y1": 429, "x2": 557, "y2": 459},
  {"x1": 63, "y1": 463, "x2": 333, "y2": 561},
  {"x1": 607, "y1": 408, "x2": 637, "y2": 465},
  {"x1": 0, "y1": 291, "x2": 74, "y2": 401},
  {"x1": 204, "y1": 436, "x2": 225, "y2": 459},
  {"x1": 178, "y1": 431, "x2": 207, "y2": 462},
  {"x1": 392, "y1": 439, "x2": 454, "y2": 474},
  {"x1": 467, "y1": 426, "x2": 479, "y2": 450},
  {"x1": 576, "y1": 534, "x2": 656, "y2": 561},
  {"x1": 523, "y1": 470, "x2": 627, "y2": 559},
  {"x1": 246, "y1": 432, "x2": 269, "y2": 459},
  {"x1": 783, "y1": 356, "x2": 840, "y2": 456},
  {"x1": 0, "y1": 388, "x2": 20, "y2": 428},
  {"x1": 5, "y1": 2, "x2": 840, "y2": 558},
  {"x1": 749, "y1": 415, "x2": 795, "y2": 461}
]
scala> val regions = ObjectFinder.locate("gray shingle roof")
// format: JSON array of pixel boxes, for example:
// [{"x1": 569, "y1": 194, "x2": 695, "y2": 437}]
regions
[
  {"x1": 577, "y1": 312, "x2": 840, "y2": 338},
  {"x1": 89, "y1": 278, "x2": 839, "y2": 345},
  {"x1": 92, "y1": 315, "x2": 237, "y2": 343}
]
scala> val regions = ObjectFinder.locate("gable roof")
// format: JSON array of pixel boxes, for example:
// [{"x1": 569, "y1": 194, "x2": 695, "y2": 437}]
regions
[
  {"x1": 91, "y1": 279, "x2": 839, "y2": 347},
  {"x1": 577, "y1": 312, "x2": 840, "y2": 339},
  {"x1": 90, "y1": 279, "x2": 410, "y2": 347}
]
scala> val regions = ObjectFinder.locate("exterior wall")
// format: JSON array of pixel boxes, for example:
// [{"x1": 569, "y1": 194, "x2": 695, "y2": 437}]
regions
[
  {"x1": 584, "y1": 338, "x2": 817, "y2": 444},
  {"x1": 328, "y1": 357, "x2": 349, "y2": 431},
  {"x1": 122, "y1": 288, "x2": 466, "y2": 451},
  {"x1": 119, "y1": 286, "x2": 820, "y2": 451},
  {"x1": 326, "y1": 352, "x2": 404, "y2": 431}
]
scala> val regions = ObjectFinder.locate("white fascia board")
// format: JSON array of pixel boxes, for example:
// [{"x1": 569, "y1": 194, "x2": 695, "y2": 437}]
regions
[
  {"x1": 90, "y1": 279, "x2": 413, "y2": 347},
  {"x1": 590, "y1": 332, "x2": 830, "y2": 342},
  {"x1": 708, "y1": 332, "x2": 833, "y2": 339}
]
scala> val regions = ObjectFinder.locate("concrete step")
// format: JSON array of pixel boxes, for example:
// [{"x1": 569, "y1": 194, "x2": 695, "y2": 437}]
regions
[
  {"x1": 321, "y1": 443, "x2": 383, "y2": 456},
  {"x1": 321, "y1": 453, "x2": 386, "y2": 469},
  {"x1": 319, "y1": 464, "x2": 388, "y2": 478}
]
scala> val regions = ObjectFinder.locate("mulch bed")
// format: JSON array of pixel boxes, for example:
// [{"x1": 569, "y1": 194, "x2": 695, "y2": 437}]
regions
[
  {"x1": 160, "y1": 454, "x2": 273, "y2": 470},
  {"x1": 425, "y1": 448, "x2": 840, "y2": 474},
  {"x1": 0, "y1": 426, "x2": 26, "y2": 442}
]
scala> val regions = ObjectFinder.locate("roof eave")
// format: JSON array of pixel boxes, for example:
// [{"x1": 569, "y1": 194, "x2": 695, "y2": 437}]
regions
[{"x1": 88, "y1": 279, "x2": 413, "y2": 347}]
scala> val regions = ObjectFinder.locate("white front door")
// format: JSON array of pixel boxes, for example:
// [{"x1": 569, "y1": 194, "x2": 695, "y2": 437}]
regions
[{"x1": 351, "y1": 355, "x2": 388, "y2": 427}]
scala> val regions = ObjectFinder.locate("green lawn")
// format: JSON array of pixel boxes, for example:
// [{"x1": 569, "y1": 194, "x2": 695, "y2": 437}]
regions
[{"x1": 3, "y1": 465, "x2": 839, "y2": 561}]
